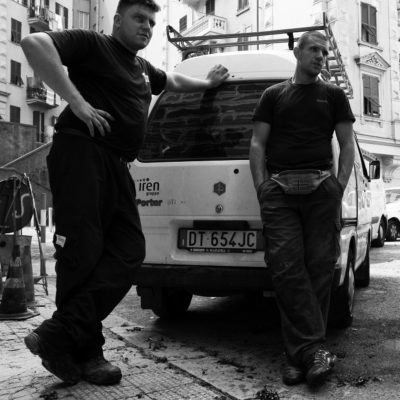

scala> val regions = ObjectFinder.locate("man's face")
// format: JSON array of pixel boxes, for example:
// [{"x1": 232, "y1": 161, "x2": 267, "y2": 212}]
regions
[
  {"x1": 295, "y1": 35, "x2": 329, "y2": 78},
  {"x1": 113, "y1": 4, "x2": 156, "y2": 51}
]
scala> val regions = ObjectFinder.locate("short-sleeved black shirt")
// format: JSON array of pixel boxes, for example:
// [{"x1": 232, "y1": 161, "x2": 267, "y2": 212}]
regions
[
  {"x1": 253, "y1": 79, "x2": 355, "y2": 171},
  {"x1": 46, "y1": 29, "x2": 167, "y2": 161}
]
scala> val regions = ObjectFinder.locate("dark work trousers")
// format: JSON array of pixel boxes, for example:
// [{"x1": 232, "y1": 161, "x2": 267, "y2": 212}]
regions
[
  {"x1": 35, "y1": 133, "x2": 145, "y2": 362},
  {"x1": 258, "y1": 174, "x2": 342, "y2": 366}
]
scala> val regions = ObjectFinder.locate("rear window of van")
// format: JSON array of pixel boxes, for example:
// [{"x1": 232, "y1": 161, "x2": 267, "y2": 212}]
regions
[{"x1": 138, "y1": 81, "x2": 279, "y2": 162}]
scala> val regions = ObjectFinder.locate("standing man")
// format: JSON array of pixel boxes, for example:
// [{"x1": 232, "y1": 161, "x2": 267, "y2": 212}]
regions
[
  {"x1": 249, "y1": 31, "x2": 355, "y2": 386},
  {"x1": 21, "y1": 0, "x2": 228, "y2": 386}
]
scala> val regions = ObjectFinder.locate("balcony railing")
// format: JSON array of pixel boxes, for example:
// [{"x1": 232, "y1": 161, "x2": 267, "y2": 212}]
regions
[
  {"x1": 181, "y1": 15, "x2": 227, "y2": 38},
  {"x1": 26, "y1": 78, "x2": 59, "y2": 109},
  {"x1": 27, "y1": 6, "x2": 57, "y2": 31}
]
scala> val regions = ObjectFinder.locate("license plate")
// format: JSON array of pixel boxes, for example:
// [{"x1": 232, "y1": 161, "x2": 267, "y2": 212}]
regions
[{"x1": 178, "y1": 229, "x2": 263, "y2": 253}]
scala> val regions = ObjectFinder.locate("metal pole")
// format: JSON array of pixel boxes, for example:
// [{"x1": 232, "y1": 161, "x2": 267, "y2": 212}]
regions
[
  {"x1": 40, "y1": 193, "x2": 46, "y2": 243},
  {"x1": 256, "y1": 0, "x2": 259, "y2": 50}
]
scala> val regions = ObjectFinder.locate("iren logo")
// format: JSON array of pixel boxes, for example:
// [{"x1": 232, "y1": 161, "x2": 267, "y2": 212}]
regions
[{"x1": 137, "y1": 178, "x2": 160, "y2": 195}]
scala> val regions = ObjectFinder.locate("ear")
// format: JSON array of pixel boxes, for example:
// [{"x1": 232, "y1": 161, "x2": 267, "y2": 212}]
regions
[
  {"x1": 113, "y1": 13, "x2": 121, "y2": 29},
  {"x1": 293, "y1": 46, "x2": 300, "y2": 60}
]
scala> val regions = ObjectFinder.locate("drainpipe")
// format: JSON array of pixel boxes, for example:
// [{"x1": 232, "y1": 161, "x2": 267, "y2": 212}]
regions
[{"x1": 256, "y1": 0, "x2": 259, "y2": 49}]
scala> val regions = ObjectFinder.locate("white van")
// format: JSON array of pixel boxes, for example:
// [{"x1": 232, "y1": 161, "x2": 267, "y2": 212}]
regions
[{"x1": 132, "y1": 21, "x2": 377, "y2": 328}]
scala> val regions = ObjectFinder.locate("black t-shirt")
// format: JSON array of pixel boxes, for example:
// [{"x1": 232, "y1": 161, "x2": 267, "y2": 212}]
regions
[
  {"x1": 46, "y1": 29, "x2": 167, "y2": 161},
  {"x1": 253, "y1": 79, "x2": 355, "y2": 171}
]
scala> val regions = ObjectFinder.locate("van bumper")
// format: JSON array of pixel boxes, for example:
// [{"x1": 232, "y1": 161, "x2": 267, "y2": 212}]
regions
[{"x1": 133, "y1": 263, "x2": 342, "y2": 293}]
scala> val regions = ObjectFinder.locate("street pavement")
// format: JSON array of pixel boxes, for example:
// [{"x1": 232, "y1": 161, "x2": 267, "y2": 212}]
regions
[{"x1": 0, "y1": 227, "x2": 234, "y2": 400}]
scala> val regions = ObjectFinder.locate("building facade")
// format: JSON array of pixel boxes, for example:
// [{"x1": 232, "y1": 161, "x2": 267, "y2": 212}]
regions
[{"x1": 2, "y1": 0, "x2": 73, "y2": 145}]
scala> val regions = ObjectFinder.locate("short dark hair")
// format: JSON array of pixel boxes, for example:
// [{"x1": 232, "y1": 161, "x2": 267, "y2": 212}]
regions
[
  {"x1": 297, "y1": 31, "x2": 328, "y2": 49},
  {"x1": 116, "y1": 0, "x2": 161, "y2": 14}
]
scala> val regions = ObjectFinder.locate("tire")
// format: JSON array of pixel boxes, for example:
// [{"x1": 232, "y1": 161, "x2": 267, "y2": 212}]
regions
[
  {"x1": 371, "y1": 218, "x2": 386, "y2": 247},
  {"x1": 329, "y1": 248, "x2": 355, "y2": 329},
  {"x1": 386, "y1": 220, "x2": 399, "y2": 242},
  {"x1": 355, "y1": 240, "x2": 370, "y2": 288},
  {"x1": 152, "y1": 288, "x2": 193, "y2": 319}
]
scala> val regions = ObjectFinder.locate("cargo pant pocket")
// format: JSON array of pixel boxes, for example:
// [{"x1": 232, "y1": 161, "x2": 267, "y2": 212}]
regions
[{"x1": 53, "y1": 216, "x2": 82, "y2": 271}]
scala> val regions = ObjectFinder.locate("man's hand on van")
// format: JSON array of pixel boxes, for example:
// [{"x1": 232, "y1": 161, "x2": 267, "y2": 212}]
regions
[
  {"x1": 165, "y1": 68, "x2": 228, "y2": 92},
  {"x1": 205, "y1": 64, "x2": 229, "y2": 88}
]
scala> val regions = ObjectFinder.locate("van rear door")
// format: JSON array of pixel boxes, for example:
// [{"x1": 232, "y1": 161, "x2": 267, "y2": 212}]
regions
[{"x1": 132, "y1": 81, "x2": 280, "y2": 267}]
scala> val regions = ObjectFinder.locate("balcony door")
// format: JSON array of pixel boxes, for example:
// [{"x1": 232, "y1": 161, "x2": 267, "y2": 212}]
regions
[{"x1": 206, "y1": 0, "x2": 215, "y2": 15}]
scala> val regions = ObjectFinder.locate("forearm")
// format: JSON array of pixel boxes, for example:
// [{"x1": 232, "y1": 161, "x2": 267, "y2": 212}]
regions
[
  {"x1": 337, "y1": 141, "x2": 355, "y2": 189},
  {"x1": 249, "y1": 141, "x2": 267, "y2": 190},
  {"x1": 165, "y1": 72, "x2": 212, "y2": 92},
  {"x1": 21, "y1": 33, "x2": 84, "y2": 106}
]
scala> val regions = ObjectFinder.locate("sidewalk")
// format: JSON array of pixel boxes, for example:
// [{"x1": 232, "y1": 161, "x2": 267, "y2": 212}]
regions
[{"x1": 0, "y1": 228, "x2": 232, "y2": 400}]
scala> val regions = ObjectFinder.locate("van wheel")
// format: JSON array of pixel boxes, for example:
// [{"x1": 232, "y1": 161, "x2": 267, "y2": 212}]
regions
[
  {"x1": 355, "y1": 240, "x2": 370, "y2": 288},
  {"x1": 371, "y1": 218, "x2": 386, "y2": 247},
  {"x1": 386, "y1": 220, "x2": 399, "y2": 242},
  {"x1": 152, "y1": 288, "x2": 193, "y2": 319},
  {"x1": 329, "y1": 248, "x2": 355, "y2": 329}
]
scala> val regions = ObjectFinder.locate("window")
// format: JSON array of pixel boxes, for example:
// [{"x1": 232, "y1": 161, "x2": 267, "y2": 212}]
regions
[
  {"x1": 363, "y1": 75, "x2": 380, "y2": 117},
  {"x1": 64, "y1": 7, "x2": 69, "y2": 29},
  {"x1": 139, "y1": 81, "x2": 279, "y2": 162},
  {"x1": 238, "y1": 0, "x2": 249, "y2": 11},
  {"x1": 10, "y1": 60, "x2": 23, "y2": 86},
  {"x1": 237, "y1": 36, "x2": 249, "y2": 51},
  {"x1": 55, "y1": 2, "x2": 68, "y2": 29},
  {"x1": 44, "y1": 0, "x2": 49, "y2": 7},
  {"x1": 238, "y1": 26, "x2": 251, "y2": 51},
  {"x1": 179, "y1": 15, "x2": 187, "y2": 32},
  {"x1": 77, "y1": 11, "x2": 89, "y2": 29},
  {"x1": 361, "y1": 3, "x2": 377, "y2": 44},
  {"x1": 205, "y1": 0, "x2": 215, "y2": 15},
  {"x1": 10, "y1": 106, "x2": 21, "y2": 123},
  {"x1": 11, "y1": 18, "x2": 22, "y2": 44}
]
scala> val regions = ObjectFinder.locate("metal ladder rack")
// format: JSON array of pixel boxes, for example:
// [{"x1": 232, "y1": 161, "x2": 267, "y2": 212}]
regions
[{"x1": 167, "y1": 12, "x2": 353, "y2": 98}]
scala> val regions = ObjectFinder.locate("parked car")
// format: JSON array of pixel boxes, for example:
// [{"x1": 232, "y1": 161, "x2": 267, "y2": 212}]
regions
[{"x1": 385, "y1": 187, "x2": 400, "y2": 241}]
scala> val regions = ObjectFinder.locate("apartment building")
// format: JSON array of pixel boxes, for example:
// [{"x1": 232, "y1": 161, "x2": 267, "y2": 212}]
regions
[
  {"x1": 3, "y1": 0, "x2": 73, "y2": 145},
  {"x1": 311, "y1": 0, "x2": 400, "y2": 185}
]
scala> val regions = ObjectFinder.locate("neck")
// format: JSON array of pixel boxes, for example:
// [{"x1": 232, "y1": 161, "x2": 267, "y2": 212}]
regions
[
  {"x1": 292, "y1": 70, "x2": 319, "y2": 85},
  {"x1": 112, "y1": 34, "x2": 138, "y2": 56}
]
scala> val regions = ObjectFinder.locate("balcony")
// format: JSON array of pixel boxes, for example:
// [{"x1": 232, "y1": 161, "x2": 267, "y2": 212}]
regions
[
  {"x1": 181, "y1": 15, "x2": 227, "y2": 39},
  {"x1": 27, "y1": 6, "x2": 55, "y2": 31},
  {"x1": 26, "y1": 78, "x2": 60, "y2": 109}
]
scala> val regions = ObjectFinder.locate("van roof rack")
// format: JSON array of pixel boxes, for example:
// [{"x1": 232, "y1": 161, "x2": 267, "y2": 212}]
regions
[{"x1": 167, "y1": 13, "x2": 353, "y2": 98}]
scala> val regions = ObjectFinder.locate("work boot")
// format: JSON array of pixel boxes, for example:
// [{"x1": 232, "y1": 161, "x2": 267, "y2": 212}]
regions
[
  {"x1": 80, "y1": 355, "x2": 122, "y2": 385},
  {"x1": 24, "y1": 332, "x2": 81, "y2": 385},
  {"x1": 304, "y1": 349, "x2": 337, "y2": 386},
  {"x1": 282, "y1": 362, "x2": 304, "y2": 386}
]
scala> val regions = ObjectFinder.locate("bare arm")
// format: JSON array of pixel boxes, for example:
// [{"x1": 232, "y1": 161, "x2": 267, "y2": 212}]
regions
[
  {"x1": 249, "y1": 121, "x2": 271, "y2": 192},
  {"x1": 165, "y1": 64, "x2": 229, "y2": 92},
  {"x1": 335, "y1": 121, "x2": 355, "y2": 190},
  {"x1": 21, "y1": 32, "x2": 113, "y2": 137}
]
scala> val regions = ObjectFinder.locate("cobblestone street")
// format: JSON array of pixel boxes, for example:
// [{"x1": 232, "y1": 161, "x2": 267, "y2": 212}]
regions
[{"x1": 0, "y1": 228, "x2": 232, "y2": 400}]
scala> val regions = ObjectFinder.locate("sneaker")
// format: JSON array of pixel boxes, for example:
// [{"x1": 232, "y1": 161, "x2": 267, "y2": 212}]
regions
[
  {"x1": 24, "y1": 332, "x2": 81, "y2": 385},
  {"x1": 80, "y1": 355, "x2": 122, "y2": 385},
  {"x1": 304, "y1": 349, "x2": 337, "y2": 386},
  {"x1": 282, "y1": 362, "x2": 304, "y2": 385}
]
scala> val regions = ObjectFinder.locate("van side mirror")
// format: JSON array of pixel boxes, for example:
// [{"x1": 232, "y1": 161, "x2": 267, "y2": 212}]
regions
[{"x1": 369, "y1": 160, "x2": 381, "y2": 180}]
